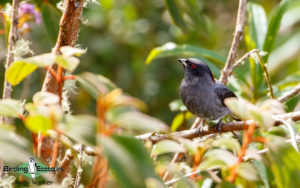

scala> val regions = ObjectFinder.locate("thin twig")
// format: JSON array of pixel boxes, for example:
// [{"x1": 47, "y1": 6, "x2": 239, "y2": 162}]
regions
[
  {"x1": 277, "y1": 83, "x2": 300, "y2": 103},
  {"x1": 74, "y1": 145, "x2": 84, "y2": 188},
  {"x1": 1, "y1": 0, "x2": 20, "y2": 124},
  {"x1": 219, "y1": 0, "x2": 247, "y2": 84},
  {"x1": 233, "y1": 49, "x2": 259, "y2": 68},
  {"x1": 56, "y1": 149, "x2": 74, "y2": 182},
  {"x1": 273, "y1": 117, "x2": 299, "y2": 152},
  {"x1": 136, "y1": 111, "x2": 300, "y2": 143},
  {"x1": 254, "y1": 51, "x2": 275, "y2": 99}
]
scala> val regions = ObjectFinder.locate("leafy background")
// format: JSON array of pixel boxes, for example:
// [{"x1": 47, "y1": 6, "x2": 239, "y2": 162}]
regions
[{"x1": 0, "y1": 0, "x2": 300, "y2": 187}]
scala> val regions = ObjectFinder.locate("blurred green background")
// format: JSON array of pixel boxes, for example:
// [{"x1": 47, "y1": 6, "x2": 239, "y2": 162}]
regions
[{"x1": 0, "y1": 0, "x2": 299, "y2": 124}]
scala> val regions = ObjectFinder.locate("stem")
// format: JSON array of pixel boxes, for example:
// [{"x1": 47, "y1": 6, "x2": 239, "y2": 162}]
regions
[
  {"x1": 227, "y1": 121, "x2": 256, "y2": 182},
  {"x1": 277, "y1": 83, "x2": 300, "y2": 103},
  {"x1": 219, "y1": 0, "x2": 247, "y2": 84},
  {"x1": 38, "y1": 0, "x2": 84, "y2": 165},
  {"x1": 1, "y1": 0, "x2": 20, "y2": 124},
  {"x1": 74, "y1": 145, "x2": 83, "y2": 188},
  {"x1": 255, "y1": 51, "x2": 275, "y2": 99}
]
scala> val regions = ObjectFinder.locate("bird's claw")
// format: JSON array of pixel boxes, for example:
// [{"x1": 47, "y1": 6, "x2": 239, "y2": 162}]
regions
[
  {"x1": 214, "y1": 118, "x2": 223, "y2": 133},
  {"x1": 196, "y1": 126, "x2": 204, "y2": 137}
]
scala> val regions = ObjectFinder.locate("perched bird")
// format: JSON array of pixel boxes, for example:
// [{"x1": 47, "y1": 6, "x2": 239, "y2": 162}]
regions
[{"x1": 178, "y1": 58, "x2": 236, "y2": 131}]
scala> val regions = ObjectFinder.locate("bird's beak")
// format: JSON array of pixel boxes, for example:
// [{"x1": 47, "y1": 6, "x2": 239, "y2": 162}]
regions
[{"x1": 178, "y1": 59, "x2": 187, "y2": 67}]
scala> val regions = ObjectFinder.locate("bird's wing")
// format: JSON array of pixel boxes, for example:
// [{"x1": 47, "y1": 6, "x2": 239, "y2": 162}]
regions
[{"x1": 214, "y1": 83, "x2": 236, "y2": 106}]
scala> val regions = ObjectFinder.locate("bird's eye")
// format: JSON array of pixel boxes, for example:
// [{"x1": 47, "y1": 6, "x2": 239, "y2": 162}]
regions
[{"x1": 190, "y1": 64, "x2": 196, "y2": 69}]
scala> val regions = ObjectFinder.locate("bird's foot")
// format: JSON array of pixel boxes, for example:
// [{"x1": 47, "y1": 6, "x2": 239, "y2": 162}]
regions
[
  {"x1": 196, "y1": 119, "x2": 205, "y2": 137},
  {"x1": 196, "y1": 125, "x2": 204, "y2": 137},
  {"x1": 214, "y1": 118, "x2": 223, "y2": 133}
]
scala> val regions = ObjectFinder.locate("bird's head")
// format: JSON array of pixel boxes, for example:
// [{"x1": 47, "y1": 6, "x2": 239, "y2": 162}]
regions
[{"x1": 178, "y1": 58, "x2": 215, "y2": 83}]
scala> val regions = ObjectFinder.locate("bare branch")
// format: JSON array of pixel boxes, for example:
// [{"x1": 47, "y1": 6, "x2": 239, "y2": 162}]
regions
[
  {"x1": 136, "y1": 111, "x2": 300, "y2": 143},
  {"x1": 1, "y1": 0, "x2": 20, "y2": 124},
  {"x1": 74, "y1": 145, "x2": 84, "y2": 188},
  {"x1": 277, "y1": 83, "x2": 300, "y2": 103},
  {"x1": 56, "y1": 149, "x2": 74, "y2": 182},
  {"x1": 219, "y1": 0, "x2": 247, "y2": 84},
  {"x1": 233, "y1": 49, "x2": 259, "y2": 68}
]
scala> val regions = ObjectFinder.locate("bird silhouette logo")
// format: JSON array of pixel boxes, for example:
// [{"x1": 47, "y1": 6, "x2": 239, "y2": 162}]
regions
[{"x1": 28, "y1": 158, "x2": 37, "y2": 179}]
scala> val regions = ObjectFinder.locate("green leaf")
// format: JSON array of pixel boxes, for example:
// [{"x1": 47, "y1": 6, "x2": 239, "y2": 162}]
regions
[
  {"x1": 171, "y1": 113, "x2": 185, "y2": 131},
  {"x1": 7, "y1": 62, "x2": 37, "y2": 86},
  {"x1": 76, "y1": 72, "x2": 117, "y2": 99},
  {"x1": 7, "y1": 53, "x2": 55, "y2": 86},
  {"x1": 198, "y1": 149, "x2": 237, "y2": 170},
  {"x1": 0, "y1": 128, "x2": 32, "y2": 164},
  {"x1": 225, "y1": 98, "x2": 274, "y2": 129},
  {"x1": 268, "y1": 32, "x2": 300, "y2": 75},
  {"x1": 252, "y1": 160, "x2": 271, "y2": 188},
  {"x1": 212, "y1": 136, "x2": 241, "y2": 154},
  {"x1": 263, "y1": 0, "x2": 289, "y2": 61},
  {"x1": 164, "y1": 0, "x2": 187, "y2": 33},
  {"x1": 145, "y1": 42, "x2": 225, "y2": 66},
  {"x1": 236, "y1": 162, "x2": 259, "y2": 181},
  {"x1": 151, "y1": 140, "x2": 185, "y2": 156},
  {"x1": 41, "y1": 3, "x2": 60, "y2": 43},
  {"x1": 64, "y1": 115, "x2": 97, "y2": 146},
  {"x1": 267, "y1": 136, "x2": 300, "y2": 188},
  {"x1": 112, "y1": 111, "x2": 169, "y2": 133},
  {"x1": 247, "y1": 3, "x2": 267, "y2": 49},
  {"x1": 0, "y1": 99, "x2": 24, "y2": 118},
  {"x1": 99, "y1": 135, "x2": 161, "y2": 188},
  {"x1": 55, "y1": 55, "x2": 80, "y2": 72},
  {"x1": 25, "y1": 115, "x2": 53, "y2": 135}
]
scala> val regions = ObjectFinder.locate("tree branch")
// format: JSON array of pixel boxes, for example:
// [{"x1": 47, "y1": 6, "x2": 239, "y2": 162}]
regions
[
  {"x1": 39, "y1": 0, "x2": 84, "y2": 165},
  {"x1": 277, "y1": 83, "x2": 300, "y2": 103},
  {"x1": 74, "y1": 145, "x2": 83, "y2": 188},
  {"x1": 136, "y1": 111, "x2": 300, "y2": 143},
  {"x1": 219, "y1": 0, "x2": 247, "y2": 84},
  {"x1": 1, "y1": 0, "x2": 20, "y2": 124}
]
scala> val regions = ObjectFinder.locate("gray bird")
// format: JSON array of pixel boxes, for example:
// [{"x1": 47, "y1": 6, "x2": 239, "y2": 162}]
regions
[{"x1": 178, "y1": 58, "x2": 236, "y2": 131}]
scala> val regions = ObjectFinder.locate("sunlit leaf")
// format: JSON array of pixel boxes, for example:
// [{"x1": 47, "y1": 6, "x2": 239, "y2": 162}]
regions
[
  {"x1": 236, "y1": 162, "x2": 259, "y2": 181},
  {"x1": 268, "y1": 32, "x2": 300, "y2": 75},
  {"x1": 112, "y1": 111, "x2": 169, "y2": 133},
  {"x1": 212, "y1": 136, "x2": 241, "y2": 154},
  {"x1": 6, "y1": 53, "x2": 55, "y2": 86},
  {"x1": 247, "y1": 3, "x2": 267, "y2": 49},
  {"x1": 41, "y1": 3, "x2": 60, "y2": 43},
  {"x1": 60, "y1": 46, "x2": 87, "y2": 57},
  {"x1": 55, "y1": 55, "x2": 80, "y2": 72},
  {"x1": 25, "y1": 115, "x2": 53, "y2": 135},
  {"x1": 100, "y1": 135, "x2": 161, "y2": 188},
  {"x1": 225, "y1": 98, "x2": 274, "y2": 129},
  {"x1": 198, "y1": 149, "x2": 237, "y2": 170},
  {"x1": 33, "y1": 92, "x2": 60, "y2": 106},
  {"x1": 76, "y1": 72, "x2": 117, "y2": 99},
  {"x1": 0, "y1": 99, "x2": 24, "y2": 117},
  {"x1": 151, "y1": 140, "x2": 185, "y2": 156},
  {"x1": 171, "y1": 113, "x2": 185, "y2": 132},
  {"x1": 263, "y1": 0, "x2": 289, "y2": 61},
  {"x1": 145, "y1": 42, "x2": 225, "y2": 66}
]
